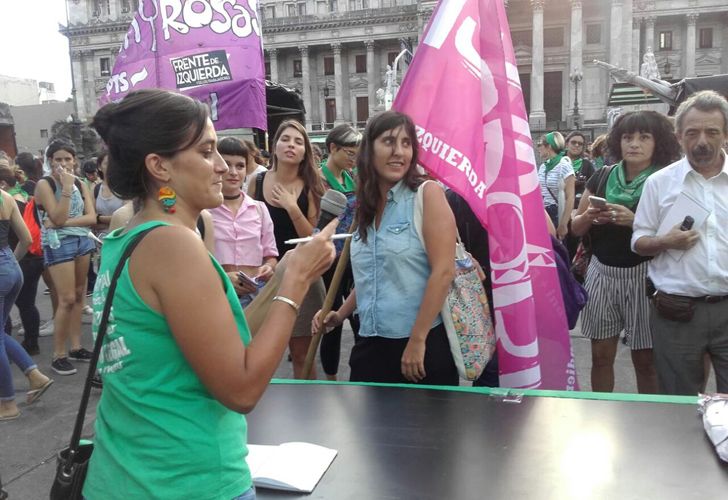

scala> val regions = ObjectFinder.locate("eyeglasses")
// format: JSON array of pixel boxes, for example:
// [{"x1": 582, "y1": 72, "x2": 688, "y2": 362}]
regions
[{"x1": 339, "y1": 148, "x2": 358, "y2": 159}]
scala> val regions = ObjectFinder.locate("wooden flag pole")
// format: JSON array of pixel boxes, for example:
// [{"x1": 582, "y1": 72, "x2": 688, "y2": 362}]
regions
[{"x1": 301, "y1": 227, "x2": 355, "y2": 379}]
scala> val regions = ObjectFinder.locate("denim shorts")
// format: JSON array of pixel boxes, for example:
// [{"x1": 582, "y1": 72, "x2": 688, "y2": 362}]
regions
[{"x1": 44, "y1": 235, "x2": 95, "y2": 267}]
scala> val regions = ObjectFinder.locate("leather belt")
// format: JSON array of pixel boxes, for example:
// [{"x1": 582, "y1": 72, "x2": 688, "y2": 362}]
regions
[{"x1": 693, "y1": 295, "x2": 728, "y2": 304}]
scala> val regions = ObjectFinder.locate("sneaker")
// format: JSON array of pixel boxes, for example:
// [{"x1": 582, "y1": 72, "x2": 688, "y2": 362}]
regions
[
  {"x1": 38, "y1": 320, "x2": 54, "y2": 337},
  {"x1": 21, "y1": 341, "x2": 39, "y2": 356},
  {"x1": 51, "y1": 357, "x2": 77, "y2": 375},
  {"x1": 69, "y1": 348, "x2": 93, "y2": 362},
  {"x1": 43, "y1": 287, "x2": 51, "y2": 295},
  {"x1": 86, "y1": 290, "x2": 93, "y2": 297},
  {"x1": 83, "y1": 305, "x2": 93, "y2": 315},
  {"x1": 90, "y1": 373, "x2": 103, "y2": 389}
]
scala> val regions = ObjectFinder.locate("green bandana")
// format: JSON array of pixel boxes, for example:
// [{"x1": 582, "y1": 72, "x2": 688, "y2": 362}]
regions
[
  {"x1": 7, "y1": 185, "x2": 28, "y2": 201},
  {"x1": 571, "y1": 157, "x2": 583, "y2": 174},
  {"x1": 604, "y1": 161, "x2": 658, "y2": 208},
  {"x1": 321, "y1": 163, "x2": 355, "y2": 193},
  {"x1": 544, "y1": 151, "x2": 566, "y2": 174},
  {"x1": 593, "y1": 157, "x2": 605, "y2": 169}
]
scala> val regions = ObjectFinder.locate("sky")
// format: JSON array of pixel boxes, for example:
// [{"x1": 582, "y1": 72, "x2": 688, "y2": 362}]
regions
[{"x1": 0, "y1": 1, "x2": 74, "y2": 100}]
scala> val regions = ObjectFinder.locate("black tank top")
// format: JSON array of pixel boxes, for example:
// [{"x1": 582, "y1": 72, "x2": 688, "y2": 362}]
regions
[
  {"x1": 255, "y1": 171, "x2": 309, "y2": 256},
  {"x1": 0, "y1": 220, "x2": 9, "y2": 249}
]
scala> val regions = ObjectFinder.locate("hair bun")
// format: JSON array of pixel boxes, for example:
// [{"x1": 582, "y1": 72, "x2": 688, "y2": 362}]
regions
[{"x1": 90, "y1": 102, "x2": 119, "y2": 142}]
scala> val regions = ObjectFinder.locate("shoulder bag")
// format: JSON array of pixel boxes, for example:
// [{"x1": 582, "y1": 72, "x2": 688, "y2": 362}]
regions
[
  {"x1": 413, "y1": 181, "x2": 496, "y2": 381},
  {"x1": 50, "y1": 227, "x2": 156, "y2": 500}
]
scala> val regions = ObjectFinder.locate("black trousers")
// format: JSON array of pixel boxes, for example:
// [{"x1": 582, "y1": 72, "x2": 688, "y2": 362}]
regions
[
  {"x1": 319, "y1": 256, "x2": 360, "y2": 375},
  {"x1": 349, "y1": 323, "x2": 458, "y2": 386},
  {"x1": 14, "y1": 256, "x2": 44, "y2": 347}
]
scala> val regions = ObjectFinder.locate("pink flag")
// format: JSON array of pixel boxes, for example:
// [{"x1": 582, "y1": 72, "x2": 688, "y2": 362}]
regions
[{"x1": 394, "y1": 0, "x2": 577, "y2": 390}]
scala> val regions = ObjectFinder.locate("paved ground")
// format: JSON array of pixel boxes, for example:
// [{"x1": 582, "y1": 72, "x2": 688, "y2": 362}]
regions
[{"x1": 0, "y1": 288, "x2": 716, "y2": 498}]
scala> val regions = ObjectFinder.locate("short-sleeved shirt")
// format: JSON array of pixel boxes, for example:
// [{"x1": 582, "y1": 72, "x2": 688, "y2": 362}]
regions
[
  {"x1": 84, "y1": 221, "x2": 253, "y2": 500},
  {"x1": 538, "y1": 157, "x2": 574, "y2": 207},
  {"x1": 585, "y1": 166, "x2": 651, "y2": 268},
  {"x1": 210, "y1": 195, "x2": 278, "y2": 266}
]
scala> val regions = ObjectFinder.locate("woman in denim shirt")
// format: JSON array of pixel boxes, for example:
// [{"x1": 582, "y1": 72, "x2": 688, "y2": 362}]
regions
[{"x1": 314, "y1": 111, "x2": 458, "y2": 385}]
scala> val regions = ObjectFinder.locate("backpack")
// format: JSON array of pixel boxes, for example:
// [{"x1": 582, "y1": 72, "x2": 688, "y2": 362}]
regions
[
  {"x1": 22, "y1": 198, "x2": 43, "y2": 256},
  {"x1": 551, "y1": 235, "x2": 588, "y2": 329}
]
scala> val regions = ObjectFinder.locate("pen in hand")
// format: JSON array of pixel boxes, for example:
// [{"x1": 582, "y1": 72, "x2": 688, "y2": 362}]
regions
[{"x1": 284, "y1": 233, "x2": 353, "y2": 245}]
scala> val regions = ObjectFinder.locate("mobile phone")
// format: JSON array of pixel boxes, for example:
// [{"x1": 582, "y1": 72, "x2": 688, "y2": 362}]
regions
[
  {"x1": 588, "y1": 195, "x2": 607, "y2": 209},
  {"x1": 679, "y1": 215, "x2": 695, "y2": 231},
  {"x1": 237, "y1": 271, "x2": 258, "y2": 287}
]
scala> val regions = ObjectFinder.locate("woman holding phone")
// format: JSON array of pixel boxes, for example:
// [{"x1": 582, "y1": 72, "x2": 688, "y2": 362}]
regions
[{"x1": 570, "y1": 111, "x2": 680, "y2": 393}]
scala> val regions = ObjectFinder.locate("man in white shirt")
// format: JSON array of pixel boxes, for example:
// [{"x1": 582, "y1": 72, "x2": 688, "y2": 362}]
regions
[{"x1": 632, "y1": 90, "x2": 728, "y2": 395}]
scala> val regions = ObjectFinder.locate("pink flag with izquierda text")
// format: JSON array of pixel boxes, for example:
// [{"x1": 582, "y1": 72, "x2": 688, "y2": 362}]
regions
[{"x1": 394, "y1": 0, "x2": 577, "y2": 390}]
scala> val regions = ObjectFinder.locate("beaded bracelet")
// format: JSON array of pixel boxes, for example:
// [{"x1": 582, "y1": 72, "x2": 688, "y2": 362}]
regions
[{"x1": 272, "y1": 295, "x2": 300, "y2": 314}]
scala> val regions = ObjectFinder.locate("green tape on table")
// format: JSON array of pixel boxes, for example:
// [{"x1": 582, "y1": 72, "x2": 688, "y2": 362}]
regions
[{"x1": 270, "y1": 378, "x2": 697, "y2": 405}]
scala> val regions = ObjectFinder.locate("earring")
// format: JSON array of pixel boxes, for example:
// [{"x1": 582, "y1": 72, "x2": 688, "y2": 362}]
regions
[{"x1": 158, "y1": 186, "x2": 177, "y2": 214}]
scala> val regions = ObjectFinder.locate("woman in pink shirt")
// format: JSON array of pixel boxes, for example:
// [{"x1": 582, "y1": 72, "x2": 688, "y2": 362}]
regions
[{"x1": 210, "y1": 137, "x2": 278, "y2": 308}]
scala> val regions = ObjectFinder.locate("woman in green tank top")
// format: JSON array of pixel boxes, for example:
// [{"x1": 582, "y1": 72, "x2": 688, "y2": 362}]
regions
[{"x1": 83, "y1": 89, "x2": 336, "y2": 500}]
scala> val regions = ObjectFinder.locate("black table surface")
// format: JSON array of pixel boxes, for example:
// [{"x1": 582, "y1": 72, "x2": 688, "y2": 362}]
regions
[{"x1": 247, "y1": 383, "x2": 728, "y2": 499}]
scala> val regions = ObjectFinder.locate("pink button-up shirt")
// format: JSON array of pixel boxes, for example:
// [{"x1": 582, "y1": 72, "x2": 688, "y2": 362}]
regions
[{"x1": 210, "y1": 196, "x2": 278, "y2": 266}]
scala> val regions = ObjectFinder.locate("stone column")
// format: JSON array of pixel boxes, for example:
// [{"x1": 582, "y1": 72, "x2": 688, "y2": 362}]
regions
[
  {"x1": 632, "y1": 18, "x2": 642, "y2": 73},
  {"x1": 685, "y1": 13, "x2": 698, "y2": 77},
  {"x1": 268, "y1": 48, "x2": 279, "y2": 82},
  {"x1": 528, "y1": 0, "x2": 545, "y2": 129},
  {"x1": 609, "y1": 0, "x2": 623, "y2": 66},
  {"x1": 569, "y1": 0, "x2": 583, "y2": 124},
  {"x1": 299, "y1": 45, "x2": 311, "y2": 130},
  {"x1": 365, "y1": 39, "x2": 376, "y2": 118},
  {"x1": 332, "y1": 42, "x2": 345, "y2": 123},
  {"x1": 644, "y1": 16, "x2": 656, "y2": 53}
]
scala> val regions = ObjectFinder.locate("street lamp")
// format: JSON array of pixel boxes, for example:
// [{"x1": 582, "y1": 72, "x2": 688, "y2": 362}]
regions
[
  {"x1": 663, "y1": 60, "x2": 672, "y2": 77},
  {"x1": 323, "y1": 81, "x2": 330, "y2": 97},
  {"x1": 570, "y1": 68, "x2": 583, "y2": 129}
]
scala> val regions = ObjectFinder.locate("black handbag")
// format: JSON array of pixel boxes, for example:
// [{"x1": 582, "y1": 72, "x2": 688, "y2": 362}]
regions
[{"x1": 50, "y1": 227, "x2": 156, "y2": 500}]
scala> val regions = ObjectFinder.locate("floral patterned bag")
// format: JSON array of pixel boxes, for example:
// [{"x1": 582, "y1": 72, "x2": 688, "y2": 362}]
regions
[{"x1": 414, "y1": 181, "x2": 496, "y2": 381}]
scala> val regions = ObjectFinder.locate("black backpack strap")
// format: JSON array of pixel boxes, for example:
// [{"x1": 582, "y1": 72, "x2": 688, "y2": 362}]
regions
[
  {"x1": 594, "y1": 164, "x2": 615, "y2": 198},
  {"x1": 94, "y1": 182, "x2": 102, "y2": 199},
  {"x1": 62, "y1": 226, "x2": 157, "y2": 473},
  {"x1": 254, "y1": 171, "x2": 266, "y2": 201}
]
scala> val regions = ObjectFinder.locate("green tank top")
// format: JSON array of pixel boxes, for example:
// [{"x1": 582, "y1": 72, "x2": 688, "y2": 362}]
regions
[{"x1": 83, "y1": 221, "x2": 253, "y2": 499}]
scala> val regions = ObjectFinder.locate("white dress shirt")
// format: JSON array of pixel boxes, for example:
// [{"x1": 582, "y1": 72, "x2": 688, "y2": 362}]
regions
[{"x1": 631, "y1": 154, "x2": 728, "y2": 296}]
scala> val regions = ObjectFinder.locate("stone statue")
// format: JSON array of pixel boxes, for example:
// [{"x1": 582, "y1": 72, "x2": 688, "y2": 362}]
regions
[
  {"x1": 385, "y1": 64, "x2": 395, "y2": 93},
  {"x1": 640, "y1": 47, "x2": 661, "y2": 80},
  {"x1": 376, "y1": 88, "x2": 385, "y2": 107}
]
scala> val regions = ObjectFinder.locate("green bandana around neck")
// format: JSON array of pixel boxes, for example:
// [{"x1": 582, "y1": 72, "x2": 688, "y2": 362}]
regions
[
  {"x1": 544, "y1": 151, "x2": 566, "y2": 174},
  {"x1": 604, "y1": 161, "x2": 658, "y2": 208},
  {"x1": 594, "y1": 157, "x2": 605, "y2": 169},
  {"x1": 571, "y1": 157, "x2": 583, "y2": 174},
  {"x1": 321, "y1": 164, "x2": 355, "y2": 193}
]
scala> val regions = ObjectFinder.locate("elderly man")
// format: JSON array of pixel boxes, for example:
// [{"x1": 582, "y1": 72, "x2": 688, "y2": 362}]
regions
[{"x1": 631, "y1": 90, "x2": 728, "y2": 395}]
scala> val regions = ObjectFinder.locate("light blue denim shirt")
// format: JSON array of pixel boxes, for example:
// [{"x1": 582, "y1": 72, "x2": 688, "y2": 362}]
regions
[{"x1": 351, "y1": 180, "x2": 442, "y2": 339}]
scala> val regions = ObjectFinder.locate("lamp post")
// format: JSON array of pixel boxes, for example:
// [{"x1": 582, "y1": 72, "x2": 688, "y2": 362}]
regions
[
  {"x1": 570, "y1": 68, "x2": 583, "y2": 130},
  {"x1": 663, "y1": 60, "x2": 672, "y2": 78}
]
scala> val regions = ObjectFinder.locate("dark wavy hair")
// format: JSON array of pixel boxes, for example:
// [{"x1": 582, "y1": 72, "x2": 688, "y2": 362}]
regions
[
  {"x1": 90, "y1": 89, "x2": 209, "y2": 200},
  {"x1": 46, "y1": 139, "x2": 76, "y2": 159},
  {"x1": 607, "y1": 111, "x2": 681, "y2": 167},
  {"x1": 269, "y1": 120, "x2": 324, "y2": 213},
  {"x1": 355, "y1": 111, "x2": 422, "y2": 243}
]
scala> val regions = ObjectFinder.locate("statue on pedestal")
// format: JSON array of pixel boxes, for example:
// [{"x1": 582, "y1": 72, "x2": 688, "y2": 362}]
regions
[{"x1": 640, "y1": 47, "x2": 661, "y2": 80}]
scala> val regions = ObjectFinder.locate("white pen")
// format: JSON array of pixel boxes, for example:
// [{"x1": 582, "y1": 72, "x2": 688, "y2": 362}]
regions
[
  {"x1": 87, "y1": 231, "x2": 104, "y2": 245},
  {"x1": 284, "y1": 233, "x2": 353, "y2": 245}
]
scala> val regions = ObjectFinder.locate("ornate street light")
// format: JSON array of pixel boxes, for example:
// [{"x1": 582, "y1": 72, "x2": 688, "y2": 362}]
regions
[
  {"x1": 663, "y1": 60, "x2": 672, "y2": 77},
  {"x1": 570, "y1": 68, "x2": 584, "y2": 129},
  {"x1": 323, "y1": 81, "x2": 330, "y2": 97}
]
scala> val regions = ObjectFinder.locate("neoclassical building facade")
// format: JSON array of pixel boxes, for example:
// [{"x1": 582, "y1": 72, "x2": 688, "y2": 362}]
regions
[{"x1": 62, "y1": 0, "x2": 728, "y2": 134}]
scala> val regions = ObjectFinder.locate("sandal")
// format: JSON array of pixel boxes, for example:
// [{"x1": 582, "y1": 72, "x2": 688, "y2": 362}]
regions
[
  {"x1": 0, "y1": 410, "x2": 20, "y2": 421},
  {"x1": 26, "y1": 379, "x2": 54, "y2": 405}
]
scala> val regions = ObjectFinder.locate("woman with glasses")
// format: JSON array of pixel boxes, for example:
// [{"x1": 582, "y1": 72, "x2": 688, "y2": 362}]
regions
[
  {"x1": 318, "y1": 124, "x2": 362, "y2": 380},
  {"x1": 537, "y1": 131, "x2": 575, "y2": 240}
]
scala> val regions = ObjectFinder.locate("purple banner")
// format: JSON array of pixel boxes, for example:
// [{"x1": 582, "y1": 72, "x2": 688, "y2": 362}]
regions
[{"x1": 99, "y1": 0, "x2": 267, "y2": 130}]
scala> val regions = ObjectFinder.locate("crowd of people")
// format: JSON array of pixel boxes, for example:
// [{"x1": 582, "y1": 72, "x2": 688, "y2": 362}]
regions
[{"x1": 1, "y1": 85, "x2": 727, "y2": 496}]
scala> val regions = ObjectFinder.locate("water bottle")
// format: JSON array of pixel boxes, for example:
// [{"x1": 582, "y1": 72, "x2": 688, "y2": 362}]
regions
[{"x1": 47, "y1": 228, "x2": 61, "y2": 250}]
